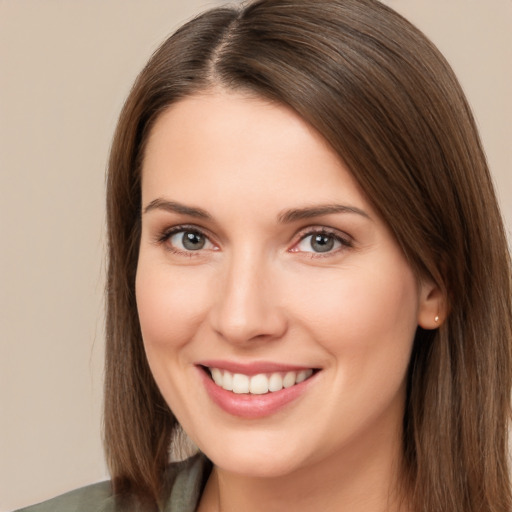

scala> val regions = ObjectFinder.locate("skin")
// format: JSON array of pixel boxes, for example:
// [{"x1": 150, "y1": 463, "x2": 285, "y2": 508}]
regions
[{"x1": 136, "y1": 90, "x2": 442, "y2": 511}]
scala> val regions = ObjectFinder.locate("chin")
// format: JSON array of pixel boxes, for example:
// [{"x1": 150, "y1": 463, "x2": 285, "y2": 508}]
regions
[
  {"x1": 211, "y1": 451, "x2": 305, "y2": 479},
  {"x1": 192, "y1": 429, "x2": 314, "y2": 479}
]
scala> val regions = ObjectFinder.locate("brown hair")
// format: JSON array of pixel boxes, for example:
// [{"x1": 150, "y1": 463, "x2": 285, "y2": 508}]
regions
[{"x1": 104, "y1": 0, "x2": 512, "y2": 510}]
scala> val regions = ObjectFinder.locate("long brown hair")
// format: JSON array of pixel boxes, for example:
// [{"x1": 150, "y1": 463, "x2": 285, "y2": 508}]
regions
[{"x1": 104, "y1": 1, "x2": 512, "y2": 510}]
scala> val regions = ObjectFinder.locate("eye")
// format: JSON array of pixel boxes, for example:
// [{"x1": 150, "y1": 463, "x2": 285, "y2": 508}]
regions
[
  {"x1": 292, "y1": 229, "x2": 351, "y2": 255},
  {"x1": 160, "y1": 227, "x2": 216, "y2": 254}
]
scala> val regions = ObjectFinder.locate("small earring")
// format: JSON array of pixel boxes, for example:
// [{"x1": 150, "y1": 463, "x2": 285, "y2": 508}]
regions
[{"x1": 434, "y1": 315, "x2": 439, "y2": 323}]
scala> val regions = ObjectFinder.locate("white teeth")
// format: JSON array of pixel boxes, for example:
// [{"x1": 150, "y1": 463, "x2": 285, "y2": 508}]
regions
[
  {"x1": 249, "y1": 374, "x2": 269, "y2": 395},
  {"x1": 223, "y1": 371, "x2": 233, "y2": 391},
  {"x1": 208, "y1": 368, "x2": 314, "y2": 395},
  {"x1": 268, "y1": 372, "x2": 283, "y2": 392},
  {"x1": 283, "y1": 371, "x2": 296, "y2": 388},
  {"x1": 211, "y1": 368, "x2": 223, "y2": 386},
  {"x1": 232, "y1": 373, "x2": 250, "y2": 394},
  {"x1": 296, "y1": 370, "x2": 309, "y2": 383}
]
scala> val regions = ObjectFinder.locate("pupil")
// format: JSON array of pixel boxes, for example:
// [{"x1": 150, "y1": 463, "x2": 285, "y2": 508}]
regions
[
  {"x1": 311, "y1": 234, "x2": 334, "y2": 253},
  {"x1": 182, "y1": 232, "x2": 205, "y2": 250}
]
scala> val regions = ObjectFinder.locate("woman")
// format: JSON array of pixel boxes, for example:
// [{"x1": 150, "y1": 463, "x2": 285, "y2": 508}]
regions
[{"x1": 18, "y1": 0, "x2": 512, "y2": 511}]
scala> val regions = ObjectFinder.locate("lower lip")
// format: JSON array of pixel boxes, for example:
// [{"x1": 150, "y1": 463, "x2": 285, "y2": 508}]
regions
[{"x1": 198, "y1": 367, "x2": 318, "y2": 419}]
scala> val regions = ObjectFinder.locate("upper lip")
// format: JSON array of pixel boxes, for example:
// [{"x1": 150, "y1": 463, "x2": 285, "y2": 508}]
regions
[{"x1": 197, "y1": 360, "x2": 318, "y2": 376}]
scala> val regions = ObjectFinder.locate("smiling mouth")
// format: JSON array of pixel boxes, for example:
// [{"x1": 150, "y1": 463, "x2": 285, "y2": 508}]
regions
[{"x1": 203, "y1": 366, "x2": 318, "y2": 395}]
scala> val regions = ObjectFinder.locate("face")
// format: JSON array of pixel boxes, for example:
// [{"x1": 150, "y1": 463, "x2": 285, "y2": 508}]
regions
[{"x1": 136, "y1": 91, "x2": 437, "y2": 479}]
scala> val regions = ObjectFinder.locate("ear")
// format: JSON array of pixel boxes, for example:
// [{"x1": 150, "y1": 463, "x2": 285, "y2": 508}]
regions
[{"x1": 417, "y1": 279, "x2": 446, "y2": 330}]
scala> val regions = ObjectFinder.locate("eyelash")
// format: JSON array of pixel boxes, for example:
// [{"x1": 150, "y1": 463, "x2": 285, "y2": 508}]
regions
[
  {"x1": 155, "y1": 224, "x2": 353, "y2": 258},
  {"x1": 156, "y1": 224, "x2": 215, "y2": 257},
  {"x1": 291, "y1": 227, "x2": 353, "y2": 258}
]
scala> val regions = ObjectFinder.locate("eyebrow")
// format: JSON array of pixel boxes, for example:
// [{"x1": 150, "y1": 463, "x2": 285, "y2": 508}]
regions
[
  {"x1": 143, "y1": 198, "x2": 211, "y2": 219},
  {"x1": 143, "y1": 198, "x2": 370, "y2": 223},
  {"x1": 277, "y1": 204, "x2": 371, "y2": 223}
]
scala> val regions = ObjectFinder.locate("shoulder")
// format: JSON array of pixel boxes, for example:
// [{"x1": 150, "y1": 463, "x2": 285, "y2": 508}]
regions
[
  {"x1": 165, "y1": 452, "x2": 212, "y2": 511},
  {"x1": 13, "y1": 481, "x2": 113, "y2": 512},
  {"x1": 13, "y1": 454, "x2": 211, "y2": 512}
]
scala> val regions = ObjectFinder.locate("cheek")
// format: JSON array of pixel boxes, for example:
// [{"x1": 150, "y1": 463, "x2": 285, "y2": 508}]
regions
[
  {"x1": 135, "y1": 259, "x2": 212, "y2": 353},
  {"x1": 288, "y1": 261, "x2": 419, "y2": 371},
  {"x1": 285, "y1": 263, "x2": 419, "y2": 440}
]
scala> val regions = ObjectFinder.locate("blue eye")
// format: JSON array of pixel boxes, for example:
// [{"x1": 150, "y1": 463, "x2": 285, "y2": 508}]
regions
[
  {"x1": 165, "y1": 228, "x2": 215, "y2": 253},
  {"x1": 295, "y1": 231, "x2": 348, "y2": 254}
]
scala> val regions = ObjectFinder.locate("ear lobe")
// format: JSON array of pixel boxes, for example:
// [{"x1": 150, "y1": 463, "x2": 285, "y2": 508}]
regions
[{"x1": 417, "y1": 280, "x2": 446, "y2": 330}]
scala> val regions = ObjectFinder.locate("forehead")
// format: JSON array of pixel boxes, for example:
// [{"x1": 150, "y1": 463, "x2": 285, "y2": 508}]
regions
[
  {"x1": 143, "y1": 90, "x2": 336, "y2": 175},
  {"x1": 141, "y1": 91, "x2": 369, "y2": 208}
]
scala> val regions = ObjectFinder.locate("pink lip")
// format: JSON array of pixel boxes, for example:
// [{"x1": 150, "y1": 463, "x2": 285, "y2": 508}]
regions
[
  {"x1": 197, "y1": 364, "x2": 319, "y2": 419},
  {"x1": 197, "y1": 359, "x2": 314, "y2": 376}
]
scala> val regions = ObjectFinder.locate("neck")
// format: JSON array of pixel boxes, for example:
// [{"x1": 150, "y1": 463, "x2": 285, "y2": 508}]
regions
[{"x1": 198, "y1": 417, "x2": 410, "y2": 512}]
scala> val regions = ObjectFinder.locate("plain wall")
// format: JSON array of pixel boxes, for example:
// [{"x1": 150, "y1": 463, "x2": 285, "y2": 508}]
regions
[{"x1": 1, "y1": 1, "x2": 510, "y2": 510}]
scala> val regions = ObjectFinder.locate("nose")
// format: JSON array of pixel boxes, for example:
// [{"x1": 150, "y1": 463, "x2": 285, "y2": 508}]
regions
[{"x1": 209, "y1": 250, "x2": 288, "y2": 345}]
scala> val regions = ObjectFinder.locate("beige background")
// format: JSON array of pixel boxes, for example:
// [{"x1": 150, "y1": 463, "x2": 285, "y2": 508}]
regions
[{"x1": 1, "y1": 1, "x2": 510, "y2": 510}]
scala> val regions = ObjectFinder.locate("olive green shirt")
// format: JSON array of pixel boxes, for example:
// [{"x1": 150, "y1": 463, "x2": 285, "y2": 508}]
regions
[{"x1": 15, "y1": 454, "x2": 211, "y2": 512}]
